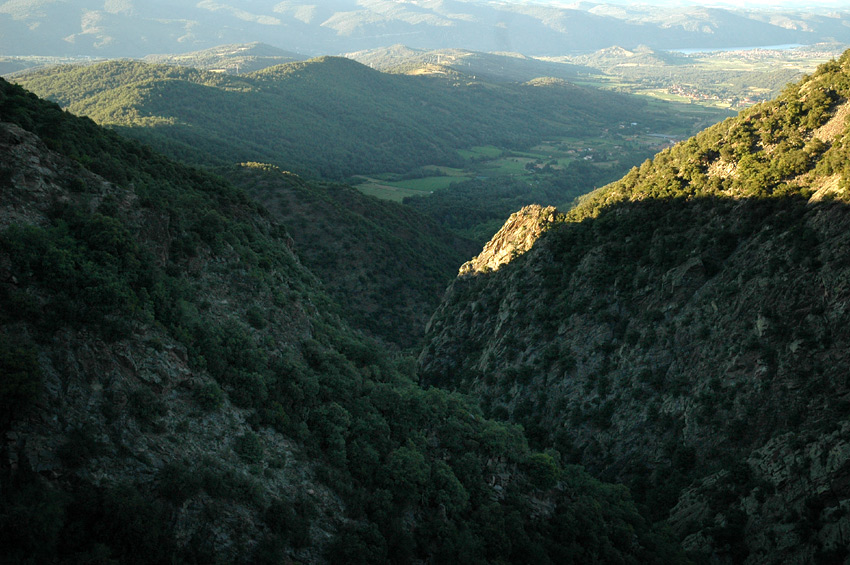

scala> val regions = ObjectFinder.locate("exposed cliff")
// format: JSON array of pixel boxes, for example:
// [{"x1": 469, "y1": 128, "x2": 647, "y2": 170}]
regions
[
  {"x1": 420, "y1": 52, "x2": 850, "y2": 564},
  {"x1": 457, "y1": 205, "x2": 560, "y2": 277}
]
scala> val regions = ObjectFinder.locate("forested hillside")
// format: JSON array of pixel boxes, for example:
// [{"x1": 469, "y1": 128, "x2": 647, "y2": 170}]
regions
[
  {"x1": 0, "y1": 79, "x2": 688, "y2": 563},
  {"x1": 13, "y1": 57, "x2": 716, "y2": 179},
  {"x1": 10, "y1": 8, "x2": 850, "y2": 563},
  {"x1": 420, "y1": 52, "x2": 850, "y2": 563},
  {"x1": 223, "y1": 163, "x2": 478, "y2": 348}
]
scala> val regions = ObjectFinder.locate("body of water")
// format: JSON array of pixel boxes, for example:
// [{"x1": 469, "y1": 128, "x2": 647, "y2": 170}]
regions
[{"x1": 669, "y1": 44, "x2": 805, "y2": 54}]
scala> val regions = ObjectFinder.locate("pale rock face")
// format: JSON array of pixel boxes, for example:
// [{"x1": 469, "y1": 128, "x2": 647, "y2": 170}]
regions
[{"x1": 458, "y1": 204, "x2": 559, "y2": 276}]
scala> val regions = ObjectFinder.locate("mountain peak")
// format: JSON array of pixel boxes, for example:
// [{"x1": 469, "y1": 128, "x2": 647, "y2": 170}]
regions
[{"x1": 253, "y1": 55, "x2": 371, "y2": 79}]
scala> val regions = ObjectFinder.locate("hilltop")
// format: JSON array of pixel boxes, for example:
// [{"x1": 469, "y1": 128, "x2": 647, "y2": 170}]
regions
[
  {"x1": 143, "y1": 42, "x2": 305, "y2": 74},
  {"x1": 346, "y1": 45, "x2": 592, "y2": 82},
  {"x1": 13, "y1": 56, "x2": 710, "y2": 179},
  {"x1": 419, "y1": 51, "x2": 850, "y2": 562}
]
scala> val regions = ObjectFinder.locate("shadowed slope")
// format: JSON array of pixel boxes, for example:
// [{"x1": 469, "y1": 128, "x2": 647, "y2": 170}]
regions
[{"x1": 419, "y1": 50, "x2": 850, "y2": 563}]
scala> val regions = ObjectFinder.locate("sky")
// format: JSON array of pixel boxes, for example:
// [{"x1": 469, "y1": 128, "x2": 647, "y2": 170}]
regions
[{"x1": 523, "y1": 0, "x2": 846, "y2": 7}]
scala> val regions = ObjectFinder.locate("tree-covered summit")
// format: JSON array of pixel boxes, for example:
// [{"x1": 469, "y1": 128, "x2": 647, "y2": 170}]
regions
[
  {"x1": 14, "y1": 56, "x2": 720, "y2": 179},
  {"x1": 570, "y1": 50, "x2": 850, "y2": 220}
]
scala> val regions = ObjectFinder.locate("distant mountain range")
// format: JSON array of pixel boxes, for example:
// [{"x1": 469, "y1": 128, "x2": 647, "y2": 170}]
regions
[
  {"x1": 345, "y1": 45, "x2": 594, "y2": 82},
  {"x1": 143, "y1": 42, "x2": 303, "y2": 74},
  {"x1": 2, "y1": 0, "x2": 848, "y2": 58}
]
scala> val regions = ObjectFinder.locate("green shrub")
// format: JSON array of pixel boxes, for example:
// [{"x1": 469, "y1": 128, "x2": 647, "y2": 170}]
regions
[
  {"x1": 227, "y1": 370, "x2": 268, "y2": 409},
  {"x1": 246, "y1": 306, "x2": 267, "y2": 329},
  {"x1": 193, "y1": 381, "x2": 224, "y2": 412},
  {"x1": 234, "y1": 431, "x2": 264, "y2": 464},
  {"x1": 526, "y1": 452, "x2": 560, "y2": 490},
  {"x1": 128, "y1": 387, "x2": 167, "y2": 432},
  {"x1": 265, "y1": 497, "x2": 312, "y2": 547},
  {"x1": 327, "y1": 523, "x2": 388, "y2": 565},
  {"x1": 57, "y1": 424, "x2": 104, "y2": 468},
  {"x1": 157, "y1": 460, "x2": 203, "y2": 503},
  {"x1": 0, "y1": 472, "x2": 65, "y2": 564},
  {"x1": 129, "y1": 387, "x2": 167, "y2": 417},
  {"x1": 0, "y1": 337, "x2": 42, "y2": 429}
]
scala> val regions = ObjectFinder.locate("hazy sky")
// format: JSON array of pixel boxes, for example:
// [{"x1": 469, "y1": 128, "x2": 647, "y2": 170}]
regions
[{"x1": 523, "y1": 0, "x2": 845, "y2": 7}]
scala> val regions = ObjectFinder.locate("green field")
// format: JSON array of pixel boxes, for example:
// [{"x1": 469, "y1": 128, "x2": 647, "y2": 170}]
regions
[
  {"x1": 353, "y1": 170, "x2": 470, "y2": 201},
  {"x1": 353, "y1": 132, "x2": 682, "y2": 202},
  {"x1": 458, "y1": 145, "x2": 503, "y2": 160},
  {"x1": 481, "y1": 156, "x2": 533, "y2": 175},
  {"x1": 355, "y1": 183, "x2": 427, "y2": 202}
]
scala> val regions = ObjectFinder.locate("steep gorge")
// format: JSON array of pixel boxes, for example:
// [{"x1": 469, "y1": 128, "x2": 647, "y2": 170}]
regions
[
  {"x1": 222, "y1": 163, "x2": 478, "y2": 349},
  {"x1": 0, "y1": 79, "x2": 684, "y2": 563}
]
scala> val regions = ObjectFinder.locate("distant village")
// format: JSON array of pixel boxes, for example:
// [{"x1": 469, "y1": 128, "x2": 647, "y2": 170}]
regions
[{"x1": 667, "y1": 82, "x2": 762, "y2": 109}]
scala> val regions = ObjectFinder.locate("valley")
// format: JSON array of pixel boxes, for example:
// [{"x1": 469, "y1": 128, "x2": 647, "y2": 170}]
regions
[
  {"x1": 0, "y1": 74, "x2": 687, "y2": 564},
  {"x1": 9, "y1": 53, "x2": 730, "y2": 244},
  {"x1": 4, "y1": 2, "x2": 850, "y2": 564},
  {"x1": 565, "y1": 43, "x2": 848, "y2": 110},
  {"x1": 352, "y1": 132, "x2": 672, "y2": 202},
  {"x1": 13, "y1": 57, "x2": 693, "y2": 179}
]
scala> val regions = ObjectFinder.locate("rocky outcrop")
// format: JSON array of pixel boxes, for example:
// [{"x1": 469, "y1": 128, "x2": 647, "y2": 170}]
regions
[{"x1": 458, "y1": 204, "x2": 560, "y2": 276}]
